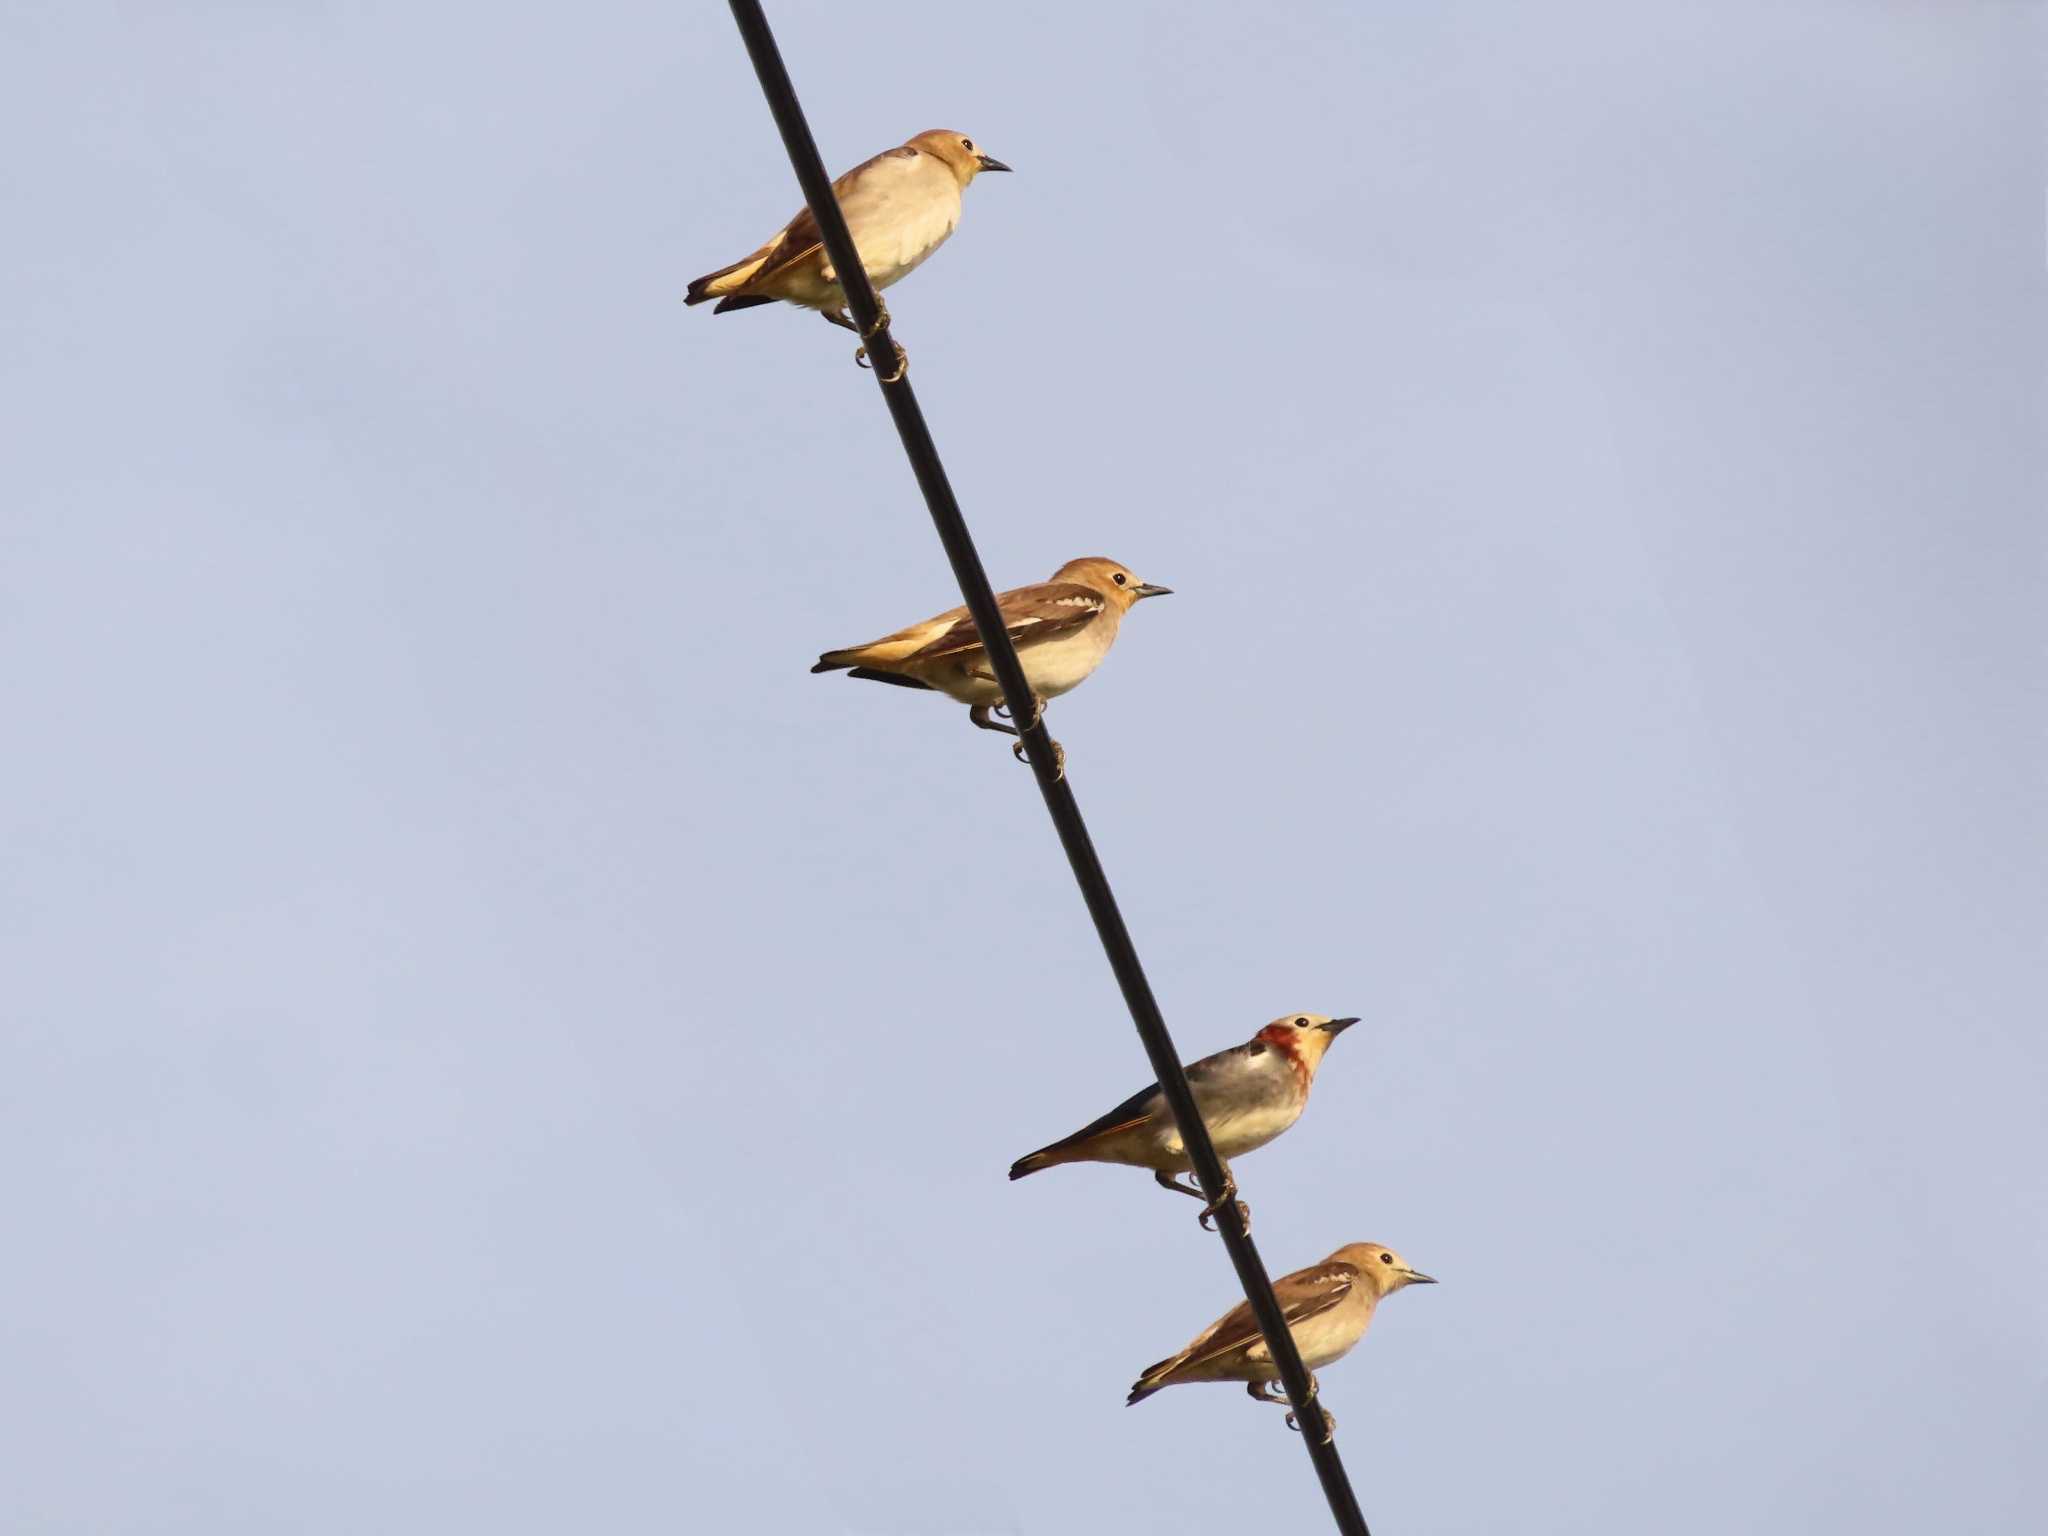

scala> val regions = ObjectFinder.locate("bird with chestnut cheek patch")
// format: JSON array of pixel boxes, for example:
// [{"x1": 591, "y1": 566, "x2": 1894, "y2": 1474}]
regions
[{"x1": 1008, "y1": 1014, "x2": 1360, "y2": 1229}]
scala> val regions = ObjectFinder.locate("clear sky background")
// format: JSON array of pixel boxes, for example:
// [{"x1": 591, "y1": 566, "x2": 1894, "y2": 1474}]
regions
[{"x1": 3, "y1": 2, "x2": 2043, "y2": 1532}]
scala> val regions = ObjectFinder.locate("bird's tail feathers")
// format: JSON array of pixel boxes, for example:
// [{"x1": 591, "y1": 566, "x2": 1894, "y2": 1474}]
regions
[
  {"x1": 685, "y1": 255, "x2": 767, "y2": 306},
  {"x1": 1009, "y1": 1129, "x2": 1103, "y2": 1179},
  {"x1": 1126, "y1": 1354, "x2": 1185, "y2": 1406},
  {"x1": 809, "y1": 648, "x2": 935, "y2": 690},
  {"x1": 1007, "y1": 1148, "x2": 1061, "y2": 1181},
  {"x1": 847, "y1": 667, "x2": 932, "y2": 691},
  {"x1": 809, "y1": 646, "x2": 879, "y2": 675}
]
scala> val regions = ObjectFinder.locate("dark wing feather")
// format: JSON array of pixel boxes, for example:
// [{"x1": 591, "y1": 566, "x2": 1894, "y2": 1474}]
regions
[
  {"x1": 846, "y1": 667, "x2": 934, "y2": 690},
  {"x1": 1039, "y1": 1041, "x2": 1263, "y2": 1160},
  {"x1": 1032, "y1": 1080, "x2": 1165, "y2": 1157}
]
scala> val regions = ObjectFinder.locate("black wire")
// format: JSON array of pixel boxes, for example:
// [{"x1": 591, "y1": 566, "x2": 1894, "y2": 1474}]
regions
[{"x1": 721, "y1": 6, "x2": 1373, "y2": 1532}]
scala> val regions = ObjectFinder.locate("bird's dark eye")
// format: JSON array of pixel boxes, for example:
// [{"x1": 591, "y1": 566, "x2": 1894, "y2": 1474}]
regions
[
  {"x1": 1295, "y1": 1017, "x2": 1309, "y2": 1027},
  {"x1": 962, "y1": 138, "x2": 974, "y2": 151},
  {"x1": 1380, "y1": 1253, "x2": 1393, "y2": 1264},
  {"x1": 1113, "y1": 572, "x2": 1127, "y2": 585}
]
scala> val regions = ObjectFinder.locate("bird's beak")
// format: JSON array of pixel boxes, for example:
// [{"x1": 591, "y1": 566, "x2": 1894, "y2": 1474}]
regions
[
  {"x1": 1401, "y1": 1269, "x2": 1437, "y2": 1285},
  {"x1": 1134, "y1": 583, "x2": 1173, "y2": 599},
  {"x1": 1321, "y1": 1016, "x2": 1360, "y2": 1035},
  {"x1": 977, "y1": 154, "x2": 1012, "y2": 173}
]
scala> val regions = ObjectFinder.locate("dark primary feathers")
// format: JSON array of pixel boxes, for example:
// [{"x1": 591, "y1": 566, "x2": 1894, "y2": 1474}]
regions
[
  {"x1": 683, "y1": 257, "x2": 754, "y2": 306},
  {"x1": 846, "y1": 667, "x2": 933, "y2": 689},
  {"x1": 1008, "y1": 1080, "x2": 1162, "y2": 1180}
]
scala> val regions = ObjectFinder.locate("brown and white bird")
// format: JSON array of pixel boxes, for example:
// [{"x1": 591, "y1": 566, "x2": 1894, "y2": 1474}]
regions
[
  {"x1": 1009, "y1": 1014, "x2": 1357, "y2": 1227},
  {"x1": 811, "y1": 557, "x2": 1170, "y2": 765},
  {"x1": 686, "y1": 129, "x2": 1010, "y2": 333},
  {"x1": 1126, "y1": 1242, "x2": 1435, "y2": 1434}
]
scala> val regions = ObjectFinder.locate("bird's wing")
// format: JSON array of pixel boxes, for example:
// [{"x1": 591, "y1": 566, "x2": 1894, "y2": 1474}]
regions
[
  {"x1": 1184, "y1": 1038, "x2": 1270, "y2": 1087},
  {"x1": 906, "y1": 584, "x2": 1107, "y2": 662},
  {"x1": 748, "y1": 146, "x2": 918, "y2": 287},
  {"x1": 1174, "y1": 1262, "x2": 1361, "y2": 1372},
  {"x1": 1037, "y1": 1080, "x2": 1167, "y2": 1153}
]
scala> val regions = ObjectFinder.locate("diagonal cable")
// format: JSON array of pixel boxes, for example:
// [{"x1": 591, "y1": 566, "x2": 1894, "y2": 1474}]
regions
[{"x1": 721, "y1": 5, "x2": 1372, "y2": 1532}]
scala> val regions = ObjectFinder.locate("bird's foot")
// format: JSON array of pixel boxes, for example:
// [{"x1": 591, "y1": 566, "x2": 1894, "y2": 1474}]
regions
[
  {"x1": 854, "y1": 340, "x2": 908, "y2": 381},
  {"x1": 821, "y1": 308, "x2": 860, "y2": 333},
  {"x1": 1283, "y1": 1376, "x2": 1334, "y2": 1442},
  {"x1": 1287, "y1": 1406, "x2": 1336, "y2": 1442},
  {"x1": 1248, "y1": 1380, "x2": 1290, "y2": 1407},
  {"x1": 969, "y1": 704, "x2": 1018, "y2": 737},
  {"x1": 994, "y1": 696, "x2": 1046, "y2": 733},
  {"x1": 1154, "y1": 1170, "x2": 1206, "y2": 1201},
  {"x1": 861, "y1": 301, "x2": 892, "y2": 338},
  {"x1": 1011, "y1": 736, "x2": 1066, "y2": 780},
  {"x1": 1197, "y1": 1177, "x2": 1248, "y2": 1233}
]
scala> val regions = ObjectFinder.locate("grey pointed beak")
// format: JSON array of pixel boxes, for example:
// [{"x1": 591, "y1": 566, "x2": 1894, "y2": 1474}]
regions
[
  {"x1": 1321, "y1": 1016, "x2": 1360, "y2": 1034},
  {"x1": 977, "y1": 154, "x2": 1012, "y2": 173},
  {"x1": 1402, "y1": 1269, "x2": 1437, "y2": 1285},
  {"x1": 1134, "y1": 583, "x2": 1172, "y2": 599}
]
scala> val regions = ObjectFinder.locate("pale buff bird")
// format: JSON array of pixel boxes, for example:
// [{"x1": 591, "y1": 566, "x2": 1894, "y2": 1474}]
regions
[
  {"x1": 686, "y1": 129, "x2": 1010, "y2": 333},
  {"x1": 1010, "y1": 1015, "x2": 1358, "y2": 1228},
  {"x1": 1127, "y1": 1243, "x2": 1435, "y2": 1434},
  {"x1": 810, "y1": 558, "x2": 1169, "y2": 769}
]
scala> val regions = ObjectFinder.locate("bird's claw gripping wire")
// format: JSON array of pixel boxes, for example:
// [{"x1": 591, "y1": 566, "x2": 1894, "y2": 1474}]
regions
[
  {"x1": 969, "y1": 701, "x2": 1063, "y2": 778},
  {"x1": 850, "y1": 304, "x2": 906, "y2": 380},
  {"x1": 854, "y1": 340, "x2": 908, "y2": 382},
  {"x1": 1198, "y1": 1177, "x2": 1250, "y2": 1233},
  {"x1": 970, "y1": 697, "x2": 1043, "y2": 738},
  {"x1": 1254, "y1": 1376, "x2": 1335, "y2": 1443},
  {"x1": 1287, "y1": 1404, "x2": 1337, "y2": 1443},
  {"x1": 1012, "y1": 736, "x2": 1066, "y2": 780},
  {"x1": 993, "y1": 697, "x2": 1063, "y2": 778},
  {"x1": 994, "y1": 696, "x2": 1045, "y2": 733}
]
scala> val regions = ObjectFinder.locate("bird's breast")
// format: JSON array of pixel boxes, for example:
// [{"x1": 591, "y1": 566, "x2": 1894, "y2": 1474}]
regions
[
  {"x1": 1017, "y1": 617, "x2": 1117, "y2": 699},
  {"x1": 850, "y1": 167, "x2": 963, "y2": 290},
  {"x1": 1189, "y1": 1054, "x2": 1308, "y2": 1159},
  {"x1": 1292, "y1": 1295, "x2": 1374, "y2": 1370}
]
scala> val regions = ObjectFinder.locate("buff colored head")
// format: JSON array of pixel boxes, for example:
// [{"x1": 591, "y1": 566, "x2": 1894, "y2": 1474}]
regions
[
  {"x1": 1051, "y1": 556, "x2": 1173, "y2": 612},
  {"x1": 908, "y1": 129, "x2": 1012, "y2": 186},
  {"x1": 1254, "y1": 1012, "x2": 1359, "y2": 1072},
  {"x1": 1330, "y1": 1242, "x2": 1437, "y2": 1298}
]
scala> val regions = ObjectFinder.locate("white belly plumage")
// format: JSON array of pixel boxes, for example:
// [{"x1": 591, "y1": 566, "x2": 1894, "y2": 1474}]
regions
[{"x1": 1162, "y1": 1096, "x2": 1306, "y2": 1161}]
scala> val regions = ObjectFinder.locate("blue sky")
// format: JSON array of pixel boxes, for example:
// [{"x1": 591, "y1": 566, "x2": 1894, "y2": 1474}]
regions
[{"x1": 3, "y1": 3, "x2": 2042, "y2": 1532}]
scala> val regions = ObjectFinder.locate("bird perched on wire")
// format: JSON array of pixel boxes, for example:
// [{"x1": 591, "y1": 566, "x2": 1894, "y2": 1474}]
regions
[
  {"x1": 1126, "y1": 1242, "x2": 1434, "y2": 1439},
  {"x1": 686, "y1": 128, "x2": 1011, "y2": 370},
  {"x1": 811, "y1": 557, "x2": 1169, "y2": 775},
  {"x1": 1008, "y1": 1014, "x2": 1357, "y2": 1228}
]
